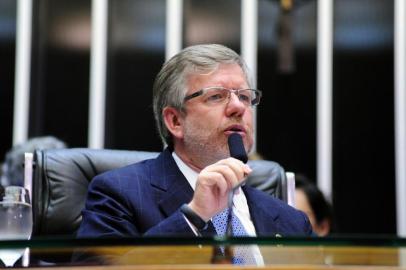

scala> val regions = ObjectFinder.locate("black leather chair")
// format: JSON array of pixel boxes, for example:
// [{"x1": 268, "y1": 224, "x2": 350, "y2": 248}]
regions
[{"x1": 28, "y1": 148, "x2": 290, "y2": 237}]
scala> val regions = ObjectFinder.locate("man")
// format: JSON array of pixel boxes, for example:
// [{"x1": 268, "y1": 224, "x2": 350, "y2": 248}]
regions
[{"x1": 77, "y1": 44, "x2": 312, "y2": 239}]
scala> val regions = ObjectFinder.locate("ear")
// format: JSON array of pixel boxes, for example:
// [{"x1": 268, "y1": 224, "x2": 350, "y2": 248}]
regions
[{"x1": 162, "y1": 107, "x2": 184, "y2": 140}]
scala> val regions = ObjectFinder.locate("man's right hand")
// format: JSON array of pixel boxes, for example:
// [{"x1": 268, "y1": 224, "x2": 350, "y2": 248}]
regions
[{"x1": 188, "y1": 157, "x2": 252, "y2": 222}]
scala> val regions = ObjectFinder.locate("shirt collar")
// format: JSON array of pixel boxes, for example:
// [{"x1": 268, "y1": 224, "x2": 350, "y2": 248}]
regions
[{"x1": 172, "y1": 151, "x2": 198, "y2": 191}]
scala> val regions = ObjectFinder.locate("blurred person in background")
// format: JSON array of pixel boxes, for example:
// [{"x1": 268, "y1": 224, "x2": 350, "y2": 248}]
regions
[
  {"x1": 295, "y1": 174, "x2": 334, "y2": 236},
  {"x1": 1, "y1": 136, "x2": 67, "y2": 187}
]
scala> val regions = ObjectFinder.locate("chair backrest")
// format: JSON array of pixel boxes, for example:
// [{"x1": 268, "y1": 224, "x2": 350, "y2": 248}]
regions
[
  {"x1": 246, "y1": 159, "x2": 288, "y2": 201},
  {"x1": 28, "y1": 148, "x2": 291, "y2": 237}
]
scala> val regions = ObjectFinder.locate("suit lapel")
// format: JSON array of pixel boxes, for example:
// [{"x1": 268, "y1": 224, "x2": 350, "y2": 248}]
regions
[
  {"x1": 243, "y1": 185, "x2": 281, "y2": 236},
  {"x1": 149, "y1": 149, "x2": 194, "y2": 216}
]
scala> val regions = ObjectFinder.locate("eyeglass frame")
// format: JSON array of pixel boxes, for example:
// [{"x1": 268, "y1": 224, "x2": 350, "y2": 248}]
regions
[{"x1": 183, "y1": 86, "x2": 262, "y2": 107}]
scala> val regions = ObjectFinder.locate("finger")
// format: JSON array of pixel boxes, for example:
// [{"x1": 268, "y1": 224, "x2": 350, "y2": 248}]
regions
[
  {"x1": 203, "y1": 164, "x2": 239, "y2": 192},
  {"x1": 217, "y1": 158, "x2": 252, "y2": 183},
  {"x1": 225, "y1": 157, "x2": 252, "y2": 175},
  {"x1": 199, "y1": 171, "x2": 229, "y2": 196},
  {"x1": 216, "y1": 158, "x2": 244, "y2": 180}
]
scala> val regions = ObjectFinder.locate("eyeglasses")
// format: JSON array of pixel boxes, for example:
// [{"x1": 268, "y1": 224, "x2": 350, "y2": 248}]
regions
[{"x1": 183, "y1": 86, "x2": 262, "y2": 107}]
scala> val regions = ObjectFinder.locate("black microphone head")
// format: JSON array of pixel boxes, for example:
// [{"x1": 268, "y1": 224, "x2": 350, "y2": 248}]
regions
[{"x1": 227, "y1": 133, "x2": 248, "y2": 164}]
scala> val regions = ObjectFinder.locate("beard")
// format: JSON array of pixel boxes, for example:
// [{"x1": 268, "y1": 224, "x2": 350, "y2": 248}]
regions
[{"x1": 182, "y1": 118, "x2": 252, "y2": 168}]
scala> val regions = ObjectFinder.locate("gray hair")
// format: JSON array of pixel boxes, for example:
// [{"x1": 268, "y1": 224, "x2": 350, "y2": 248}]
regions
[{"x1": 152, "y1": 44, "x2": 253, "y2": 148}]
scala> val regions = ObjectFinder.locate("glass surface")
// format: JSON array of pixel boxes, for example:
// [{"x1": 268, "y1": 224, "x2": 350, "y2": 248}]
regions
[
  {"x1": 0, "y1": 186, "x2": 32, "y2": 267},
  {"x1": 0, "y1": 236, "x2": 405, "y2": 268}
]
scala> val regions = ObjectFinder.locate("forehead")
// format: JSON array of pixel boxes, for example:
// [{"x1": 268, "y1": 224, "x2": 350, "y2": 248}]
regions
[{"x1": 186, "y1": 63, "x2": 248, "y2": 93}]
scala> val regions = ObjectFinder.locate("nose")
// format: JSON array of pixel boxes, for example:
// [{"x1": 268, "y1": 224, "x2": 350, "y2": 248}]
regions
[{"x1": 225, "y1": 92, "x2": 247, "y2": 117}]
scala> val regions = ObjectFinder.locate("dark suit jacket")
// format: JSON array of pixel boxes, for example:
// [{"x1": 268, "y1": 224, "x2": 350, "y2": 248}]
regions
[{"x1": 77, "y1": 148, "x2": 312, "y2": 237}]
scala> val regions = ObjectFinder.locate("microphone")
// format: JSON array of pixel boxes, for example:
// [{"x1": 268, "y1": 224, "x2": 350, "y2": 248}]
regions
[
  {"x1": 228, "y1": 133, "x2": 248, "y2": 163},
  {"x1": 227, "y1": 133, "x2": 248, "y2": 190}
]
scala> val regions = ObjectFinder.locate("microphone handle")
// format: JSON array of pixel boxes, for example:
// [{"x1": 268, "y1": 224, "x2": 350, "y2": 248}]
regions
[{"x1": 226, "y1": 189, "x2": 234, "y2": 236}]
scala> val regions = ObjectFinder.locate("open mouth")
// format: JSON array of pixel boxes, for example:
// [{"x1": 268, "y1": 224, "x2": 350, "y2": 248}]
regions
[{"x1": 225, "y1": 125, "x2": 246, "y2": 134}]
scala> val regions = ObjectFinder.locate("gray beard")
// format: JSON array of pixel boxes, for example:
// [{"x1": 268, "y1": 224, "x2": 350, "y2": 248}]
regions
[{"x1": 183, "y1": 134, "x2": 230, "y2": 168}]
